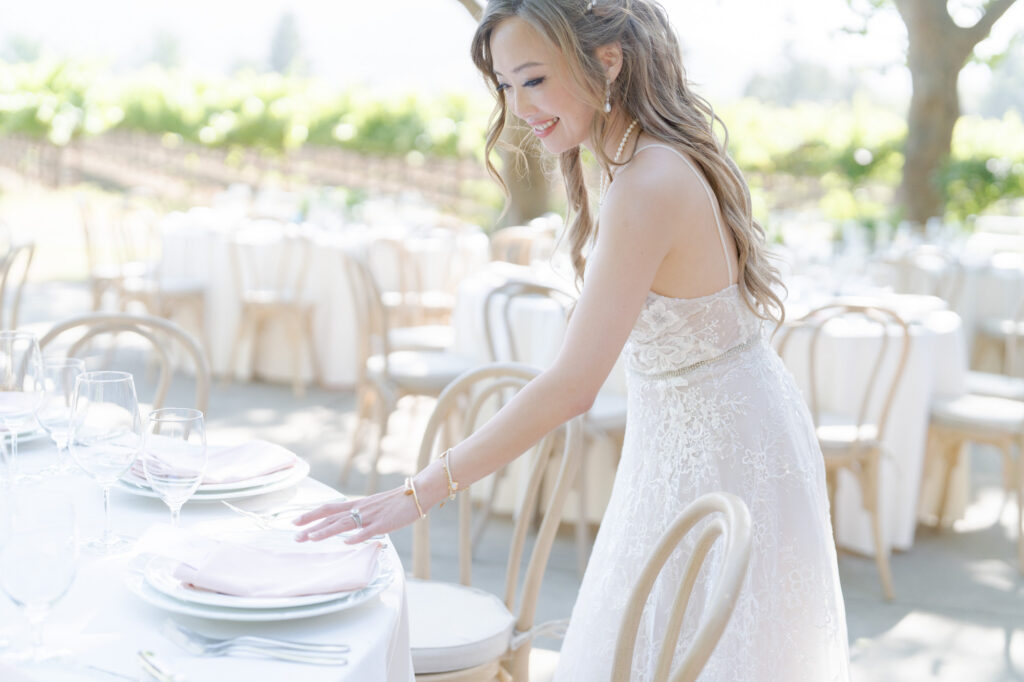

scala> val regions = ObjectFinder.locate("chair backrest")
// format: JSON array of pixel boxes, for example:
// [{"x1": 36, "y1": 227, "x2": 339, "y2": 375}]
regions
[
  {"x1": 776, "y1": 303, "x2": 910, "y2": 442},
  {"x1": 229, "y1": 223, "x2": 312, "y2": 303},
  {"x1": 0, "y1": 242, "x2": 35, "y2": 330},
  {"x1": 79, "y1": 197, "x2": 161, "y2": 280},
  {"x1": 412, "y1": 363, "x2": 583, "y2": 670},
  {"x1": 483, "y1": 280, "x2": 575, "y2": 363},
  {"x1": 490, "y1": 225, "x2": 544, "y2": 266},
  {"x1": 899, "y1": 245, "x2": 962, "y2": 306},
  {"x1": 611, "y1": 492, "x2": 752, "y2": 682},
  {"x1": 1004, "y1": 292, "x2": 1024, "y2": 377},
  {"x1": 38, "y1": 312, "x2": 210, "y2": 414},
  {"x1": 339, "y1": 249, "x2": 392, "y2": 377}
]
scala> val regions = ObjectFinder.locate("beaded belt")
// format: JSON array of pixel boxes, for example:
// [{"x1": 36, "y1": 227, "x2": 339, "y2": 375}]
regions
[{"x1": 629, "y1": 335, "x2": 762, "y2": 380}]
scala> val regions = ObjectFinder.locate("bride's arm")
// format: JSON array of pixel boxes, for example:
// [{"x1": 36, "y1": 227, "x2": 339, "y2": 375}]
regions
[{"x1": 295, "y1": 174, "x2": 679, "y2": 542}]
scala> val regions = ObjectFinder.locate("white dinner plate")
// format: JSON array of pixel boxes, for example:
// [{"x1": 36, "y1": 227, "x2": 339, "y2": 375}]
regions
[
  {"x1": 127, "y1": 553, "x2": 395, "y2": 622},
  {"x1": 116, "y1": 458, "x2": 310, "y2": 502},
  {"x1": 143, "y1": 548, "x2": 393, "y2": 609},
  {"x1": 122, "y1": 461, "x2": 298, "y2": 493}
]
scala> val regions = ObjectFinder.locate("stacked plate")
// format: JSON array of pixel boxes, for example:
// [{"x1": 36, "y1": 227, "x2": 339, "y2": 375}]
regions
[
  {"x1": 2, "y1": 424, "x2": 48, "y2": 446},
  {"x1": 118, "y1": 457, "x2": 311, "y2": 502},
  {"x1": 130, "y1": 551, "x2": 396, "y2": 621}
]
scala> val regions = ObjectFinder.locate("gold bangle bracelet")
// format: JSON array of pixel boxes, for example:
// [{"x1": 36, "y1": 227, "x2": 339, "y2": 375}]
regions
[
  {"x1": 404, "y1": 476, "x2": 426, "y2": 519},
  {"x1": 439, "y1": 448, "x2": 460, "y2": 503}
]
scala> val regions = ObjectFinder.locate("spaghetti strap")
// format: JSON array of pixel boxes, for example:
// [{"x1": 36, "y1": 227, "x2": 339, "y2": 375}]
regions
[{"x1": 629, "y1": 143, "x2": 735, "y2": 284}]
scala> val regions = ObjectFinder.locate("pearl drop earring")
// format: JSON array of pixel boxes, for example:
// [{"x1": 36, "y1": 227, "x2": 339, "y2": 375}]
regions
[{"x1": 604, "y1": 78, "x2": 612, "y2": 113}]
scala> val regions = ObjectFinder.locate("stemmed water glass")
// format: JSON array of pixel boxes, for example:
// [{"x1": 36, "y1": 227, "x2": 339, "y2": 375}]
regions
[
  {"x1": 35, "y1": 358, "x2": 87, "y2": 476},
  {"x1": 0, "y1": 331, "x2": 44, "y2": 486},
  {"x1": 0, "y1": 488, "x2": 77, "y2": 663},
  {"x1": 140, "y1": 408, "x2": 207, "y2": 527},
  {"x1": 69, "y1": 371, "x2": 142, "y2": 554}
]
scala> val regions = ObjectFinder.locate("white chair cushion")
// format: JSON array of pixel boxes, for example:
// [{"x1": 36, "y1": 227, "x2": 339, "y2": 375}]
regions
[
  {"x1": 930, "y1": 393, "x2": 1024, "y2": 433},
  {"x1": 368, "y1": 351, "x2": 477, "y2": 394},
  {"x1": 388, "y1": 325, "x2": 455, "y2": 352},
  {"x1": 586, "y1": 391, "x2": 627, "y2": 432},
  {"x1": 815, "y1": 421, "x2": 880, "y2": 452},
  {"x1": 407, "y1": 579, "x2": 515, "y2": 674},
  {"x1": 966, "y1": 371, "x2": 1024, "y2": 401}
]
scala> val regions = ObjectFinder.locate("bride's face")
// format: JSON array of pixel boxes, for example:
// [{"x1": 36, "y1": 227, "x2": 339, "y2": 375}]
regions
[{"x1": 489, "y1": 17, "x2": 596, "y2": 154}]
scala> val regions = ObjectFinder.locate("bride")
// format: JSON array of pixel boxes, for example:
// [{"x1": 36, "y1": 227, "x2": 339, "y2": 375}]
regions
[{"x1": 297, "y1": 0, "x2": 850, "y2": 678}]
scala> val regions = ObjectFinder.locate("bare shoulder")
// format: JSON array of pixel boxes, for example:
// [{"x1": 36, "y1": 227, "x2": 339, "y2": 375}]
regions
[{"x1": 600, "y1": 141, "x2": 711, "y2": 239}]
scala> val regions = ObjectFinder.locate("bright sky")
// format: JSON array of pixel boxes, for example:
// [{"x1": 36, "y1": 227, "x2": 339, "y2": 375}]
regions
[{"x1": 2, "y1": 0, "x2": 1022, "y2": 104}]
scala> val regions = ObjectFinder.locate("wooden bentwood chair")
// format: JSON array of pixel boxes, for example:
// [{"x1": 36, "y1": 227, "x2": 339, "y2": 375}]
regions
[
  {"x1": 407, "y1": 363, "x2": 583, "y2": 681},
  {"x1": 0, "y1": 241, "x2": 35, "y2": 330},
  {"x1": 611, "y1": 492, "x2": 752, "y2": 682},
  {"x1": 38, "y1": 312, "x2": 211, "y2": 413},
  {"x1": 777, "y1": 303, "x2": 911, "y2": 600},
  {"x1": 339, "y1": 250, "x2": 476, "y2": 494}
]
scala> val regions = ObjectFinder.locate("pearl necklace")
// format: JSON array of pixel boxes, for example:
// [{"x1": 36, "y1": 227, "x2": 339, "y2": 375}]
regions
[{"x1": 600, "y1": 119, "x2": 638, "y2": 204}]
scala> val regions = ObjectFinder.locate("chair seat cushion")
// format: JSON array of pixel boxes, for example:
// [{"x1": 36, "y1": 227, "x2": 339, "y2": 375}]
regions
[
  {"x1": 368, "y1": 351, "x2": 476, "y2": 394},
  {"x1": 407, "y1": 579, "x2": 514, "y2": 674},
  {"x1": 388, "y1": 325, "x2": 455, "y2": 352},
  {"x1": 930, "y1": 393, "x2": 1024, "y2": 433},
  {"x1": 966, "y1": 371, "x2": 1024, "y2": 401},
  {"x1": 815, "y1": 421, "x2": 880, "y2": 452}
]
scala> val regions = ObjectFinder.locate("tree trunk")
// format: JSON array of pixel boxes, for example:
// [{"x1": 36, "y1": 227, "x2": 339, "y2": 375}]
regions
[{"x1": 897, "y1": 0, "x2": 1019, "y2": 223}]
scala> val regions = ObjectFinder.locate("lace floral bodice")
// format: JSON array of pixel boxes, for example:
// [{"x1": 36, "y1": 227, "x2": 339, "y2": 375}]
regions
[{"x1": 625, "y1": 284, "x2": 762, "y2": 376}]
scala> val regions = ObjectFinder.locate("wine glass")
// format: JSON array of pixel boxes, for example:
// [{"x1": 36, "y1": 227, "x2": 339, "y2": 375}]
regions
[
  {"x1": 0, "y1": 488, "x2": 77, "y2": 663},
  {"x1": 140, "y1": 408, "x2": 207, "y2": 527},
  {"x1": 35, "y1": 358, "x2": 87, "y2": 476},
  {"x1": 69, "y1": 371, "x2": 142, "y2": 554},
  {"x1": 0, "y1": 331, "x2": 44, "y2": 486}
]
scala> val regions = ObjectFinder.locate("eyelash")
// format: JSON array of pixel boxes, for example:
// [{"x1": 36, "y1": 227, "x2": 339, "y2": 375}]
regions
[{"x1": 496, "y1": 76, "x2": 545, "y2": 94}]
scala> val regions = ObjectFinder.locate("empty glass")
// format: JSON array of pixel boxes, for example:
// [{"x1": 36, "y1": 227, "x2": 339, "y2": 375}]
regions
[
  {"x1": 35, "y1": 358, "x2": 87, "y2": 476},
  {"x1": 69, "y1": 371, "x2": 142, "y2": 554},
  {"x1": 0, "y1": 331, "x2": 44, "y2": 486},
  {"x1": 141, "y1": 408, "x2": 207, "y2": 526},
  {"x1": 0, "y1": 488, "x2": 77, "y2": 662}
]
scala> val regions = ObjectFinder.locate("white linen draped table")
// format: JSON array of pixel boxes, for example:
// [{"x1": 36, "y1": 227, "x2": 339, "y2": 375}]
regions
[
  {"x1": 777, "y1": 293, "x2": 968, "y2": 555},
  {"x1": 159, "y1": 209, "x2": 489, "y2": 387},
  {"x1": 6, "y1": 440, "x2": 414, "y2": 682},
  {"x1": 452, "y1": 262, "x2": 625, "y2": 524}
]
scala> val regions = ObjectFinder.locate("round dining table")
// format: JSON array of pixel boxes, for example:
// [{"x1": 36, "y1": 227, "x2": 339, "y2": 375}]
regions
[{"x1": 3, "y1": 438, "x2": 414, "y2": 682}]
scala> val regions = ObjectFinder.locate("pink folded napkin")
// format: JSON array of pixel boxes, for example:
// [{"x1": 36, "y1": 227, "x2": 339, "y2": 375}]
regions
[
  {"x1": 173, "y1": 538, "x2": 381, "y2": 598},
  {"x1": 133, "y1": 438, "x2": 297, "y2": 485}
]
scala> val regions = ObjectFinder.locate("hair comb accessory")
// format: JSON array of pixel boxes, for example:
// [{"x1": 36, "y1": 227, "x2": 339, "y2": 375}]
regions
[{"x1": 586, "y1": 0, "x2": 595, "y2": 11}]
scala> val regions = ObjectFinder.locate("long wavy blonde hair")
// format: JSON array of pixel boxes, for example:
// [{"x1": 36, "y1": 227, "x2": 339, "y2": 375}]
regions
[{"x1": 471, "y1": 0, "x2": 784, "y2": 325}]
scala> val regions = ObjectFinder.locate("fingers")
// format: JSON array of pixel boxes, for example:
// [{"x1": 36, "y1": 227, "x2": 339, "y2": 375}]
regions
[
  {"x1": 295, "y1": 514, "x2": 352, "y2": 542},
  {"x1": 293, "y1": 502, "x2": 349, "y2": 526}
]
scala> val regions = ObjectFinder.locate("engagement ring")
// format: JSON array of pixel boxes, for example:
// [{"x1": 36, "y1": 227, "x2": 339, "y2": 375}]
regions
[{"x1": 350, "y1": 508, "x2": 363, "y2": 530}]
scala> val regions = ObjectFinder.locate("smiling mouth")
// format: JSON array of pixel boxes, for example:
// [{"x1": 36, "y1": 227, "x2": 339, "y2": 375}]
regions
[{"x1": 533, "y1": 117, "x2": 559, "y2": 133}]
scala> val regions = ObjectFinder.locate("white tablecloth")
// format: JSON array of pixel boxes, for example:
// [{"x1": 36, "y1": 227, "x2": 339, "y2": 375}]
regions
[
  {"x1": 777, "y1": 296, "x2": 968, "y2": 555},
  {"x1": 6, "y1": 441, "x2": 414, "y2": 682},
  {"x1": 159, "y1": 209, "x2": 490, "y2": 387}
]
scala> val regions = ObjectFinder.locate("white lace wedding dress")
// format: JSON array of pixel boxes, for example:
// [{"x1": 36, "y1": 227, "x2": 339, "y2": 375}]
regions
[{"x1": 554, "y1": 146, "x2": 850, "y2": 681}]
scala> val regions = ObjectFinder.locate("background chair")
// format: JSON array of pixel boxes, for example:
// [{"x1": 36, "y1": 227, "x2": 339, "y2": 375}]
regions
[
  {"x1": 368, "y1": 234, "x2": 456, "y2": 326},
  {"x1": 339, "y1": 249, "x2": 476, "y2": 493},
  {"x1": 38, "y1": 312, "x2": 210, "y2": 413},
  {"x1": 481, "y1": 279, "x2": 626, "y2": 577},
  {"x1": 408, "y1": 362, "x2": 583, "y2": 681},
  {"x1": 228, "y1": 226, "x2": 319, "y2": 396},
  {"x1": 0, "y1": 241, "x2": 35, "y2": 330},
  {"x1": 611, "y1": 492, "x2": 752, "y2": 682},
  {"x1": 777, "y1": 303, "x2": 910, "y2": 599}
]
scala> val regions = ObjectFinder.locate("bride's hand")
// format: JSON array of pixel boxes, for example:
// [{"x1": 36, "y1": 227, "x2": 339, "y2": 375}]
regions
[{"x1": 292, "y1": 485, "x2": 421, "y2": 544}]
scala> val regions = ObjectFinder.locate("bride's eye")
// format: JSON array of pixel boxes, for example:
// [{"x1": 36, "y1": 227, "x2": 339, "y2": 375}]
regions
[{"x1": 524, "y1": 77, "x2": 545, "y2": 88}]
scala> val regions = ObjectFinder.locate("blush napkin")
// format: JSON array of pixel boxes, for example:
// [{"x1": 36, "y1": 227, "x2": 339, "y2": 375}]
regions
[
  {"x1": 133, "y1": 438, "x2": 297, "y2": 485},
  {"x1": 138, "y1": 524, "x2": 382, "y2": 598}
]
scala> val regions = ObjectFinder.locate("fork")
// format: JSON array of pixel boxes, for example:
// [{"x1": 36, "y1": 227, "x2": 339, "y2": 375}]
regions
[
  {"x1": 162, "y1": 620, "x2": 349, "y2": 665},
  {"x1": 221, "y1": 500, "x2": 344, "y2": 529}
]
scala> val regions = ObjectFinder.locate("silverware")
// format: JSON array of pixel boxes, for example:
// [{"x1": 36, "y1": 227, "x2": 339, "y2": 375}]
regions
[
  {"x1": 138, "y1": 649, "x2": 186, "y2": 681},
  {"x1": 220, "y1": 499, "x2": 345, "y2": 529},
  {"x1": 162, "y1": 620, "x2": 348, "y2": 666}
]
